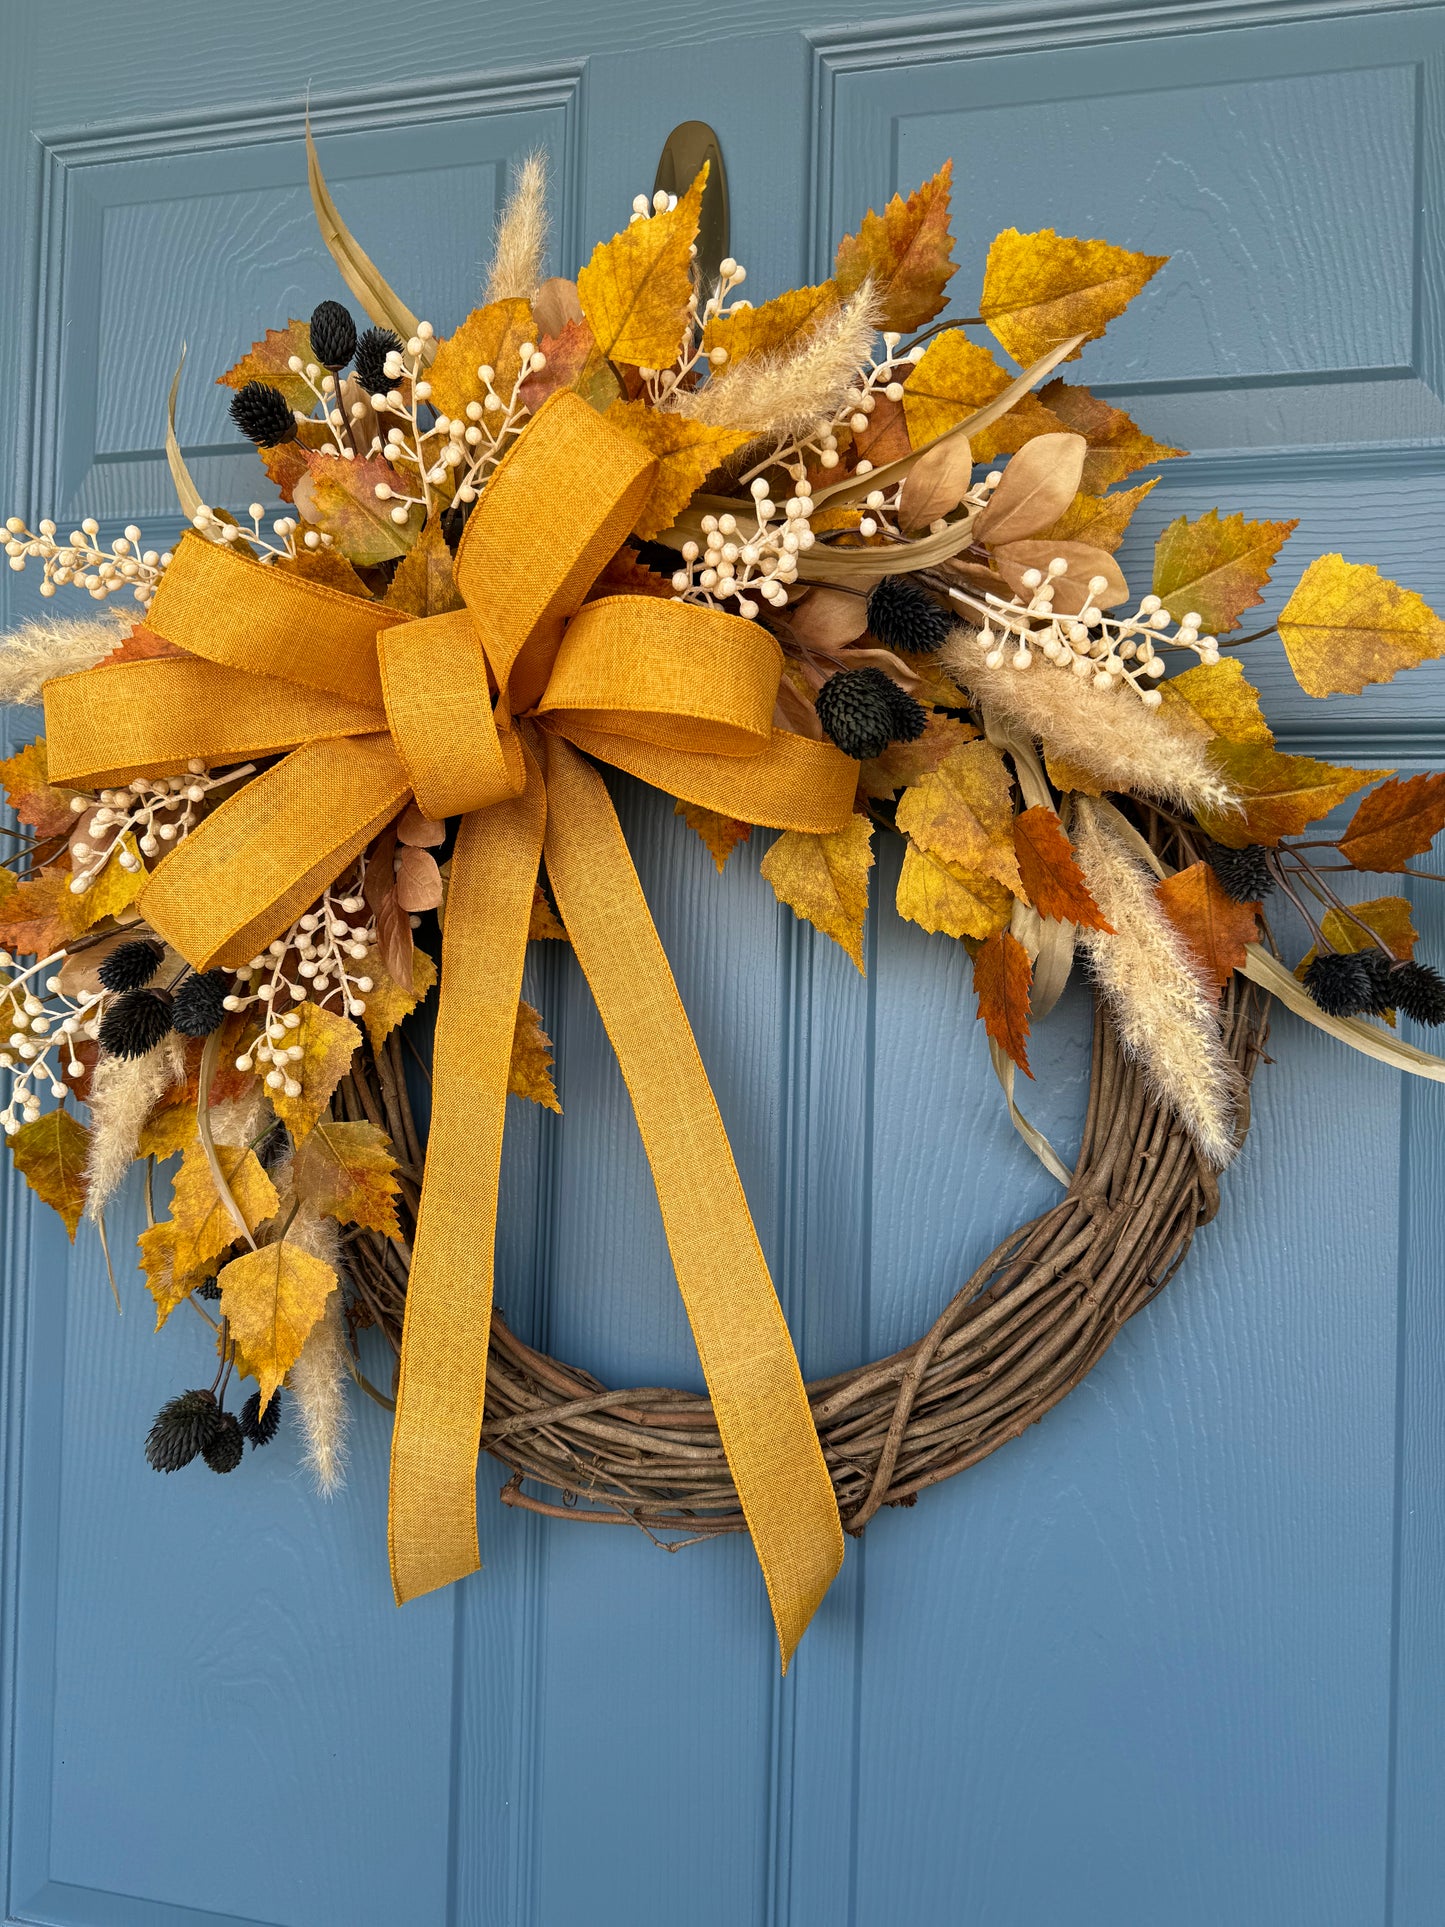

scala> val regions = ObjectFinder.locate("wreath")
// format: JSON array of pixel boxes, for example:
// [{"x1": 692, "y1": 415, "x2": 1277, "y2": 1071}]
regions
[{"x1": 2, "y1": 143, "x2": 1443, "y2": 1659}]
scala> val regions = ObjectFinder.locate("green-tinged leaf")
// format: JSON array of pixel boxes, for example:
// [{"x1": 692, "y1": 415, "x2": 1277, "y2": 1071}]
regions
[{"x1": 1152, "y1": 509, "x2": 1297, "y2": 634}]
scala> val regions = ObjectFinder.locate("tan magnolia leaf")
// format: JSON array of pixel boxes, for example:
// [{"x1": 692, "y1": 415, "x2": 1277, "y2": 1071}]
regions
[
  {"x1": 1155, "y1": 862, "x2": 1260, "y2": 994},
  {"x1": 1278, "y1": 555, "x2": 1445, "y2": 698},
  {"x1": 760, "y1": 815, "x2": 874, "y2": 971},
  {"x1": 1038, "y1": 380, "x2": 1185, "y2": 491},
  {"x1": 1012, "y1": 805, "x2": 1111, "y2": 929},
  {"x1": 833, "y1": 162, "x2": 956, "y2": 333},
  {"x1": 396, "y1": 801, "x2": 446, "y2": 847},
  {"x1": 9, "y1": 1107, "x2": 89, "y2": 1238},
  {"x1": 1152, "y1": 509, "x2": 1297, "y2": 634},
  {"x1": 508, "y1": 1000, "x2": 561, "y2": 1112},
  {"x1": 603, "y1": 400, "x2": 749, "y2": 539},
  {"x1": 981, "y1": 229, "x2": 1168, "y2": 366},
  {"x1": 217, "y1": 320, "x2": 315, "y2": 415},
  {"x1": 0, "y1": 738, "x2": 81, "y2": 837},
  {"x1": 519, "y1": 316, "x2": 621, "y2": 414},
  {"x1": 674, "y1": 798, "x2": 752, "y2": 871},
  {"x1": 528, "y1": 885, "x2": 567, "y2": 941},
  {"x1": 973, "y1": 433, "x2": 1087, "y2": 547},
  {"x1": 1043, "y1": 478, "x2": 1158, "y2": 555},
  {"x1": 1157, "y1": 657, "x2": 1274, "y2": 747},
  {"x1": 991, "y1": 539, "x2": 1127, "y2": 614},
  {"x1": 703, "y1": 281, "x2": 840, "y2": 364},
  {"x1": 896, "y1": 842, "x2": 1013, "y2": 940},
  {"x1": 897, "y1": 435, "x2": 972, "y2": 532},
  {"x1": 973, "y1": 929, "x2": 1034, "y2": 1076},
  {"x1": 577, "y1": 167, "x2": 706, "y2": 369},
  {"x1": 218, "y1": 1239, "x2": 338, "y2": 1413},
  {"x1": 139, "y1": 1142, "x2": 279, "y2": 1326},
  {"x1": 787, "y1": 587, "x2": 870, "y2": 648},
  {"x1": 426, "y1": 296, "x2": 535, "y2": 420},
  {"x1": 395, "y1": 846, "x2": 443, "y2": 912},
  {"x1": 1199, "y1": 742, "x2": 1388, "y2": 848},
  {"x1": 532, "y1": 276, "x2": 584, "y2": 338},
  {"x1": 266, "y1": 1001, "x2": 361, "y2": 1143},
  {"x1": 894, "y1": 740, "x2": 1021, "y2": 895},
  {"x1": 293, "y1": 451, "x2": 424, "y2": 565},
  {"x1": 1337, "y1": 774, "x2": 1445, "y2": 873},
  {"x1": 292, "y1": 1119, "x2": 402, "y2": 1238},
  {"x1": 857, "y1": 713, "x2": 981, "y2": 800},
  {"x1": 383, "y1": 515, "x2": 464, "y2": 617},
  {"x1": 360, "y1": 944, "x2": 437, "y2": 1051}
]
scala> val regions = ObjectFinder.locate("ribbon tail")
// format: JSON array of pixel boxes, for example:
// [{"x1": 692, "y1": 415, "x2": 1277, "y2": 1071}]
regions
[
  {"x1": 540, "y1": 736, "x2": 843, "y2": 1667},
  {"x1": 388, "y1": 763, "x2": 546, "y2": 1606}
]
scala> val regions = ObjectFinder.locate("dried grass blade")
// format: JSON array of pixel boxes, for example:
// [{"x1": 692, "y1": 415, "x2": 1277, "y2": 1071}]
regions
[
  {"x1": 1240, "y1": 944, "x2": 1445, "y2": 1082},
  {"x1": 165, "y1": 345, "x2": 203, "y2": 522},
  {"x1": 306, "y1": 117, "x2": 426, "y2": 358}
]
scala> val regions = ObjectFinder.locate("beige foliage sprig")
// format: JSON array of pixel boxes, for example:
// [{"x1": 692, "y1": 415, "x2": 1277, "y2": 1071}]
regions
[
  {"x1": 483, "y1": 153, "x2": 549, "y2": 304},
  {"x1": 1072, "y1": 798, "x2": 1241, "y2": 1167},
  {"x1": 281, "y1": 1204, "x2": 350, "y2": 1496},
  {"x1": 0, "y1": 616, "x2": 123, "y2": 707},
  {"x1": 669, "y1": 285, "x2": 882, "y2": 440}
]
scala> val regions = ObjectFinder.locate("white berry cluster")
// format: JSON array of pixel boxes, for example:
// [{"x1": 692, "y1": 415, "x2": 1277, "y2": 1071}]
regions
[
  {"x1": 225, "y1": 872, "x2": 378, "y2": 1087},
  {"x1": 4, "y1": 518, "x2": 171, "y2": 607},
  {"x1": 68, "y1": 760, "x2": 254, "y2": 896},
  {"x1": 950, "y1": 567, "x2": 1223, "y2": 707},
  {"x1": 0, "y1": 949, "x2": 102, "y2": 1134},
  {"x1": 670, "y1": 476, "x2": 816, "y2": 618}
]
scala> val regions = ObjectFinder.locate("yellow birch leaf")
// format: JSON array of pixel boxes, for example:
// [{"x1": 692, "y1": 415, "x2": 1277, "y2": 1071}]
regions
[
  {"x1": 1152, "y1": 509, "x2": 1298, "y2": 634},
  {"x1": 139, "y1": 1142, "x2": 279, "y2": 1327},
  {"x1": 426, "y1": 296, "x2": 535, "y2": 420},
  {"x1": 135, "y1": 1095, "x2": 200, "y2": 1161},
  {"x1": 894, "y1": 741, "x2": 1022, "y2": 895},
  {"x1": 833, "y1": 162, "x2": 957, "y2": 334},
  {"x1": 674, "y1": 798, "x2": 752, "y2": 871},
  {"x1": 57, "y1": 835, "x2": 146, "y2": 936},
  {"x1": 136, "y1": 1225, "x2": 216, "y2": 1328},
  {"x1": 217, "y1": 1240, "x2": 339, "y2": 1413},
  {"x1": 217, "y1": 320, "x2": 316, "y2": 414},
  {"x1": 1043, "y1": 478, "x2": 1158, "y2": 555},
  {"x1": 577, "y1": 167, "x2": 707, "y2": 369},
  {"x1": 1038, "y1": 379, "x2": 1185, "y2": 491},
  {"x1": 1199, "y1": 742, "x2": 1388, "y2": 848},
  {"x1": 1158, "y1": 657, "x2": 1274, "y2": 747},
  {"x1": 266, "y1": 1001, "x2": 361, "y2": 1144},
  {"x1": 528, "y1": 885, "x2": 567, "y2": 940},
  {"x1": 292, "y1": 1118, "x2": 402, "y2": 1238},
  {"x1": 902, "y1": 330, "x2": 1065, "y2": 453},
  {"x1": 9, "y1": 1107, "x2": 89, "y2": 1239},
  {"x1": 383, "y1": 515, "x2": 464, "y2": 616},
  {"x1": 603, "y1": 400, "x2": 750, "y2": 539},
  {"x1": 980, "y1": 228, "x2": 1168, "y2": 366},
  {"x1": 360, "y1": 944, "x2": 437, "y2": 1051},
  {"x1": 896, "y1": 842, "x2": 1013, "y2": 940},
  {"x1": 271, "y1": 547, "x2": 375, "y2": 596},
  {"x1": 702, "y1": 281, "x2": 840, "y2": 364},
  {"x1": 508, "y1": 1000, "x2": 561, "y2": 1113},
  {"x1": 0, "y1": 738, "x2": 83, "y2": 837},
  {"x1": 1277, "y1": 554, "x2": 1445, "y2": 698},
  {"x1": 760, "y1": 815, "x2": 874, "y2": 971}
]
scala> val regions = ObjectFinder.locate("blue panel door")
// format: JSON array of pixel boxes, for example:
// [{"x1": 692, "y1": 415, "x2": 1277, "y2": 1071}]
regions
[{"x1": 1, "y1": 3, "x2": 1442, "y2": 1923}]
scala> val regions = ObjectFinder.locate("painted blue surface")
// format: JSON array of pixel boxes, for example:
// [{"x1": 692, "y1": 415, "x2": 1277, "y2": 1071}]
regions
[{"x1": 1, "y1": 2, "x2": 1443, "y2": 1922}]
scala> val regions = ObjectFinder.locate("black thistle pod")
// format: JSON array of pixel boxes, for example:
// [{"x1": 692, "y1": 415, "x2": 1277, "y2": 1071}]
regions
[
  {"x1": 355, "y1": 326, "x2": 404, "y2": 396},
  {"x1": 229, "y1": 380, "x2": 297, "y2": 448},
  {"x1": 171, "y1": 969, "x2": 231, "y2": 1038},
  {"x1": 239, "y1": 1388, "x2": 282, "y2": 1449},
  {"x1": 1388, "y1": 960, "x2": 1445, "y2": 1025},
  {"x1": 817, "y1": 667, "x2": 922, "y2": 761},
  {"x1": 866, "y1": 577, "x2": 950, "y2": 655},
  {"x1": 97, "y1": 936, "x2": 165, "y2": 993},
  {"x1": 202, "y1": 1412, "x2": 245, "y2": 1475},
  {"x1": 1201, "y1": 838, "x2": 1274, "y2": 905},
  {"x1": 309, "y1": 299, "x2": 358, "y2": 371},
  {"x1": 1301, "y1": 950, "x2": 1379, "y2": 1019},
  {"x1": 100, "y1": 987, "x2": 174, "y2": 1059},
  {"x1": 145, "y1": 1389, "x2": 223, "y2": 1472}
]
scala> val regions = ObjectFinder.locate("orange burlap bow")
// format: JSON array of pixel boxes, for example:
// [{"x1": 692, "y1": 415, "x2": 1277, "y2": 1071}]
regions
[{"x1": 43, "y1": 391, "x2": 859, "y2": 1661}]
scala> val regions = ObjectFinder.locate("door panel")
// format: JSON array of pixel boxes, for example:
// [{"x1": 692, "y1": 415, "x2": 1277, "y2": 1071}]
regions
[{"x1": 2, "y1": 5, "x2": 1442, "y2": 1925}]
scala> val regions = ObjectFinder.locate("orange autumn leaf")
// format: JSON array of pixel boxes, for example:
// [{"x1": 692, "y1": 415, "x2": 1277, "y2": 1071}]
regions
[
  {"x1": 1200, "y1": 742, "x2": 1388, "y2": 848},
  {"x1": 0, "y1": 738, "x2": 82, "y2": 836},
  {"x1": 1337, "y1": 773, "x2": 1445, "y2": 873},
  {"x1": 518, "y1": 316, "x2": 620, "y2": 415},
  {"x1": 100, "y1": 625, "x2": 188, "y2": 666},
  {"x1": 674, "y1": 798, "x2": 752, "y2": 871},
  {"x1": 1152, "y1": 509, "x2": 1298, "y2": 634},
  {"x1": 217, "y1": 319, "x2": 316, "y2": 414},
  {"x1": 972, "y1": 929, "x2": 1034, "y2": 1076},
  {"x1": 508, "y1": 1000, "x2": 560, "y2": 1112},
  {"x1": 271, "y1": 548, "x2": 374, "y2": 597},
  {"x1": 833, "y1": 162, "x2": 956, "y2": 334},
  {"x1": 293, "y1": 450, "x2": 424, "y2": 565},
  {"x1": 577, "y1": 167, "x2": 706, "y2": 369},
  {"x1": 1278, "y1": 554, "x2": 1445, "y2": 698},
  {"x1": 1037, "y1": 379, "x2": 1185, "y2": 491},
  {"x1": 981, "y1": 229, "x2": 1168, "y2": 366},
  {"x1": 1155, "y1": 862, "x2": 1259, "y2": 995},
  {"x1": 1012, "y1": 806, "x2": 1112, "y2": 929},
  {"x1": 528, "y1": 884, "x2": 567, "y2": 941},
  {"x1": 0, "y1": 872, "x2": 70, "y2": 957}
]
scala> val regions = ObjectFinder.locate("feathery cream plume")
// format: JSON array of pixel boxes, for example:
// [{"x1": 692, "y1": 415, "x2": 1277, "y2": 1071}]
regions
[
  {"x1": 670, "y1": 284, "x2": 882, "y2": 440},
  {"x1": 1072, "y1": 798, "x2": 1241, "y2": 1167},
  {"x1": 0, "y1": 614, "x2": 124, "y2": 707},
  {"x1": 944, "y1": 626, "x2": 1239, "y2": 816},
  {"x1": 84, "y1": 1034, "x2": 186, "y2": 1221},
  {"x1": 281, "y1": 1204, "x2": 349, "y2": 1496},
  {"x1": 483, "y1": 152, "x2": 549, "y2": 304}
]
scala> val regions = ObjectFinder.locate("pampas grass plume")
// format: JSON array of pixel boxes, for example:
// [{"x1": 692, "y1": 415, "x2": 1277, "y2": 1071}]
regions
[
  {"x1": 671, "y1": 284, "x2": 882, "y2": 441},
  {"x1": 84, "y1": 1034, "x2": 185, "y2": 1221},
  {"x1": 484, "y1": 152, "x2": 548, "y2": 304},
  {"x1": 0, "y1": 615, "x2": 125, "y2": 706},
  {"x1": 282, "y1": 1205, "x2": 350, "y2": 1496}
]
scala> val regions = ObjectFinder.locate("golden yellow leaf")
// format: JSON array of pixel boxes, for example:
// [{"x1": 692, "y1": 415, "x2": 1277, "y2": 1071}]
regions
[
  {"x1": 857, "y1": 713, "x2": 980, "y2": 800},
  {"x1": 270, "y1": 546, "x2": 374, "y2": 596},
  {"x1": 1199, "y1": 742, "x2": 1388, "y2": 848},
  {"x1": 1043, "y1": 750, "x2": 1106, "y2": 797},
  {"x1": 0, "y1": 738, "x2": 81, "y2": 836},
  {"x1": 426, "y1": 296, "x2": 535, "y2": 420},
  {"x1": 528, "y1": 884, "x2": 567, "y2": 940},
  {"x1": 292, "y1": 1118, "x2": 401, "y2": 1237},
  {"x1": 833, "y1": 162, "x2": 956, "y2": 334},
  {"x1": 217, "y1": 320, "x2": 315, "y2": 414},
  {"x1": 293, "y1": 451, "x2": 424, "y2": 565},
  {"x1": 360, "y1": 944, "x2": 437, "y2": 1051},
  {"x1": 902, "y1": 330, "x2": 1030, "y2": 449},
  {"x1": 908, "y1": 657, "x2": 971, "y2": 709},
  {"x1": 894, "y1": 740, "x2": 1022, "y2": 895},
  {"x1": 703, "y1": 281, "x2": 840, "y2": 364},
  {"x1": 265, "y1": 1001, "x2": 361, "y2": 1144},
  {"x1": 1277, "y1": 554, "x2": 1445, "y2": 698},
  {"x1": 1152, "y1": 509, "x2": 1297, "y2": 634},
  {"x1": 1043, "y1": 478, "x2": 1157, "y2": 555},
  {"x1": 896, "y1": 842, "x2": 1013, "y2": 940},
  {"x1": 10, "y1": 1107, "x2": 88, "y2": 1239},
  {"x1": 139, "y1": 1142, "x2": 279, "y2": 1326},
  {"x1": 577, "y1": 167, "x2": 706, "y2": 369},
  {"x1": 508, "y1": 1000, "x2": 561, "y2": 1112},
  {"x1": 674, "y1": 798, "x2": 752, "y2": 871},
  {"x1": 760, "y1": 815, "x2": 874, "y2": 971},
  {"x1": 1038, "y1": 379, "x2": 1185, "y2": 491},
  {"x1": 57, "y1": 834, "x2": 147, "y2": 936},
  {"x1": 135, "y1": 1095, "x2": 199, "y2": 1161},
  {"x1": 383, "y1": 515, "x2": 464, "y2": 616},
  {"x1": 217, "y1": 1239, "x2": 339, "y2": 1412},
  {"x1": 603, "y1": 400, "x2": 750, "y2": 539},
  {"x1": 981, "y1": 228, "x2": 1168, "y2": 366},
  {"x1": 1158, "y1": 657, "x2": 1274, "y2": 748}
]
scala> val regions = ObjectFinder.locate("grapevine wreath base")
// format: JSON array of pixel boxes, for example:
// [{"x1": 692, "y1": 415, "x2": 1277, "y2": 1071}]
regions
[{"x1": 336, "y1": 964, "x2": 1265, "y2": 1541}]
